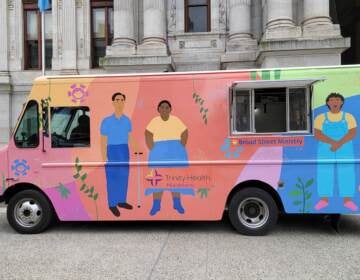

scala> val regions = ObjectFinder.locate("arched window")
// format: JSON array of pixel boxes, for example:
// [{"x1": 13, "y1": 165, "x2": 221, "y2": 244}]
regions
[{"x1": 185, "y1": 0, "x2": 211, "y2": 32}]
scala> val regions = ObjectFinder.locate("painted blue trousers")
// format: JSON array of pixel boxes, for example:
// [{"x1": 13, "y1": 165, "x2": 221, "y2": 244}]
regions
[{"x1": 105, "y1": 144, "x2": 129, "y2": 207}]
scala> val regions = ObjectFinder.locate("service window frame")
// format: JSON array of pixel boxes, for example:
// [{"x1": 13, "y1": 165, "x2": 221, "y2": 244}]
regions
[{"x1": 230, "y1": 79, "x2": 323, "y2": 135}]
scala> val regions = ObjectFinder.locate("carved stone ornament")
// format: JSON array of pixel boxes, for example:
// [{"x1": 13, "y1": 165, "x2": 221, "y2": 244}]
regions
[
  {"x1": 76, "y1": 0, "x2": 83, "y2": 8},
  {"x1": 168, "y1": 0, "x2": 176, "y2": 32},
  {"x1": 8, "y1": 0, "x2": 14, "y2": 10},
  {"x1": 219, "y1": 0, "x2": 226, "y2": 29}
]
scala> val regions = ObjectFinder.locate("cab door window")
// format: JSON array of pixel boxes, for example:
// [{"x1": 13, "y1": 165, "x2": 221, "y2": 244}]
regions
[
  {"x1": 14, "y1": 100, "x2": 39, "y2": 148},
  {"x1": 51, "y1": 107, "x2": 90, "y2": 148}
]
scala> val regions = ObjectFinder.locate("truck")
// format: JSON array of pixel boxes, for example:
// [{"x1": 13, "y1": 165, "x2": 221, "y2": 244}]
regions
[{"x1": 1, "y1": 65, "x2": 359, "y2": 235}]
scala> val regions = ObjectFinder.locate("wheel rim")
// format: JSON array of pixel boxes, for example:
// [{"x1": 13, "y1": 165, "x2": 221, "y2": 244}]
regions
[
  {"x1": 14, "y1": 198, "x2": 43, "y2": 228},
  {"x1": 238, "y1": 197, "x2": 269, "y2": 229}
]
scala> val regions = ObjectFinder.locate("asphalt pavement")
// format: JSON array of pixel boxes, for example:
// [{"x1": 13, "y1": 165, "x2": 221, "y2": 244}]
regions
[{"x1": 0, "y1": 211, "x2": 360, "y2": 280}]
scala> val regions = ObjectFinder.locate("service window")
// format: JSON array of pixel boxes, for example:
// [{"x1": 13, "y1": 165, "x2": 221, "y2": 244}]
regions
[
  {"x1": 14, "y1": 100, "x2": 39, "y2": 148},
  {"x1": 230, "y1": 80, "x2": 314, "y2": 134},
  {"x1": 51, "y1": 107, "x2": 90, "y2": 148}
]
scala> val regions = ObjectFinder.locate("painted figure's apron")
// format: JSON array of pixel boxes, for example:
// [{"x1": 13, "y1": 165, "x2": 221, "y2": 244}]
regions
[{"x1": 317, "y1": 112, "x2": 355, "y2": 197}]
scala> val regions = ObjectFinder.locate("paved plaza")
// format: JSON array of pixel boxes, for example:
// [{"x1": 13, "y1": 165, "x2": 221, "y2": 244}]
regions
[{"x1": 0, "y1": 210, "x2": 359, "y2": 280}]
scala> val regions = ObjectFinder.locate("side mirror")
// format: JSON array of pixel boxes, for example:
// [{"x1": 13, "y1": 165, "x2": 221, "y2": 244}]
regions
[
  {"x1": 41, "y1": 97, "x2": 51, "y2": 152},
  {"x1": 41, "y1": 98, "x2": 50, "y2": 137}
]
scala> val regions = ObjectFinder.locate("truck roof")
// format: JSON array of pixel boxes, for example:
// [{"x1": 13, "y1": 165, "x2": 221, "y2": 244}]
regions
[{"x1": 34, "y1": 64, "x2": 360, "y2": 82}]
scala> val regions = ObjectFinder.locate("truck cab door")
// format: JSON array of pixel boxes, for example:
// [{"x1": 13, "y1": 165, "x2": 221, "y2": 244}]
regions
[{"x1": 8, "y1": 100, "x2": 43, "y2": 187}]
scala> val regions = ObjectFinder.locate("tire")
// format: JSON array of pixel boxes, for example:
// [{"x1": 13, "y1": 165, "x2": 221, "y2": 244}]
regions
[
  {"x1": 228, "y1": 188, "x2": 278, "y2": 236},
  {"x1": 7, "y1": 190, "x2": 54, "y2": 234}
]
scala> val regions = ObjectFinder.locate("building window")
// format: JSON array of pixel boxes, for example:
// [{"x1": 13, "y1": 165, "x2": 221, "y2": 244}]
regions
[
  {"x1": 23, "y1": 1, "x2": 52, "y2": 70},
  {"x1": 51, "y1": 107, "x2": 90, "y2": 148},
  {"x1": 91, "y1": 1, "x2": 114, "y2": 68},
  {"x1": 231, "y1": 86, "x2": 310, "y2": 134},
  {"x1": 185, "y1": 0, "x2": 211, "y2": 32}
]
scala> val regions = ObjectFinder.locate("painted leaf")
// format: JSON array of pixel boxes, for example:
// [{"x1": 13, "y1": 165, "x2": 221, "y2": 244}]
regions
[
  {"x1": 62, "y1": 188, "x2": 70, "y2": 199},
  {"x1": 293, "y1": 200, "x2": 302, "y2": 206},
  {"x1": 76, "y1": 165, "x2": 82, "y2": 172},
  {"x1": 89, "y1": 186, "x2": 94, "y2": 194},
  {"x1": 297, "y1": 177, "x2": 303, "y2": 184},
  {"x1": 84, "y1": 189, "x2": 89, "y2": 194},
  {"x1": 295, "y1": 183, "x2": 302, "y2": 189},
  {"x1": 73, "y1": 173, "x2": 80, "y2": 179},
  {"x1": 75, "y1": 157, "x2": 80, "y2": 164},
  {"x1": 56, "y1": 184, "x2": 70, "y2": 199},
  {"x1": 88, "y1": 194, "x2": 93, "y2": 198},
  {"x1": 93, "y1": 193, "x2": 99, "y2": 201},
  {"x1": 80, "y1": 184, "x2": 86, "y2": 191},
  {"x1": 2, "y1": 174, "x2": 6, "y2": 192},
  {"x1": 305, "y1": 203, "x2": 312, "y2": 210},
  {"x1": 81, "y1": 173, "x2": 88, "y2": 181},
  {"x1": 305, "y1": 179, "x2": 314, "y2": 188},
  {"x1": 289, "y1": 190, "x2": 302, "y2": 197},
  {"x1": 306, "y1": 192, "x2": 312, "y2": 200},
  {"x1": 198, "y1": 188, "x2": 209, "y2": 198}
]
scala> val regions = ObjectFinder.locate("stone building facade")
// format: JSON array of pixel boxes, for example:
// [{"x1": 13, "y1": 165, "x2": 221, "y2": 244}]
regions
[{"x1": 0, "y1": 0, "x2": 352, "y2": 145}]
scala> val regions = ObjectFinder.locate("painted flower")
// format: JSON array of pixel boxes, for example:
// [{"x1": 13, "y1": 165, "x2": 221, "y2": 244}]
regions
[
  {"x1": 68, "y1": 84, "x2": 89, "y2": 103},
  {"x1": 11, "y1": 159, "x2": 30, "y2": 177},
  {"x1": 220, "y1": 138, "x2": 243, "y2": 159}
]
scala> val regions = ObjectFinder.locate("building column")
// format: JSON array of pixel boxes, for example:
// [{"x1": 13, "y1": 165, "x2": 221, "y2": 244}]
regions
[
  {"x1": 106, "y1": 0, "x2": 136, "y2": 56},
  {"x1": 102, "y1": 0, "x2": 173, "y2": 72},
  {"x1": 0, "y1": 1, "x2": 9, "y2": 81},
  {"x1": 222, "y1": 0, "x2": 257, "y2": 69},
  {"x1": 61, "y1": 1, "x2": 77, "y2": 73},
  {"x1": 303, "y1": 0, "x2": 331, "y2": 27},
  {"x1": 227, "y1": 0, "x2": 257, "y2": 51},
  {"x1": 262, "y1": 0, "x2": 301, "y2": 40},
  {"x1": 0, "y1": 1, "x2": 11, "y2": 145},
  {"x1": 138, "y1": 0, "x2": 168, "y2": 55},
  {"x1": 303, "y1": 0, "x2": 340, "y2": 37}
]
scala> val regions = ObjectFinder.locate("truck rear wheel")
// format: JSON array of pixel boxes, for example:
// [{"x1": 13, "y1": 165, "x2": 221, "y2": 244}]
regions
[
  {"x1": 228, "y1": 188, "x2": 278, "y2": 236},
  {"x1": 7, "y1": 190, "x2": 53, "y2": 234}
]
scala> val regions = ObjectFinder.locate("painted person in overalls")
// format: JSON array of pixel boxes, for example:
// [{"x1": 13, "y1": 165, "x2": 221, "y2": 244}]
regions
[
  {"x1": 314, "y1": 93, "x2": 358, "y2": 211},
  {"x1": 100, "y1": 92, "x2": 138, "y2": 217}
]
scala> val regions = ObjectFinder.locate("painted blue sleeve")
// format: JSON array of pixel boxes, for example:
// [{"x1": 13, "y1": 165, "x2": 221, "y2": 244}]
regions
[
  {"x1": 100, "y1": 118, "x2": 109, "y2": 136},
  {"x1": 128, "y1": 118, "x2": 132, "y2": 132}
]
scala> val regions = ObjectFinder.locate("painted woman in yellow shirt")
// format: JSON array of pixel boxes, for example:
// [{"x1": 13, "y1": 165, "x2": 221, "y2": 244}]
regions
[
  {"x1": 314, "y1": 93, "x2": 358, "y2": 211},
  {"x1": 145, "y1": 100, "x2": 189, "y2": 216}
]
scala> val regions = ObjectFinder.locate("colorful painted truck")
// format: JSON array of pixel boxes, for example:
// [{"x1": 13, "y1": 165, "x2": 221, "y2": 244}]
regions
[{"x1": 1, "y1": 65, "x2": 360, "y2": 235}]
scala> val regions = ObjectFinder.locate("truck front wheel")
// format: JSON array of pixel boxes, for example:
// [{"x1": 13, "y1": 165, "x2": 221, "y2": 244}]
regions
[
  {"x1": 7, "y1": 190, "x2": 54, "y2": 234},
  {"x1": 228, "y1": 188, "x2": 278, "y2": 236}
]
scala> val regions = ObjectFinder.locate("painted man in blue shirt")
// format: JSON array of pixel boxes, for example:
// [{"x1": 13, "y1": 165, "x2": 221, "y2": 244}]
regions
[{"x1": 101, "y1": 92, "x2": 138, "y2": 217}]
